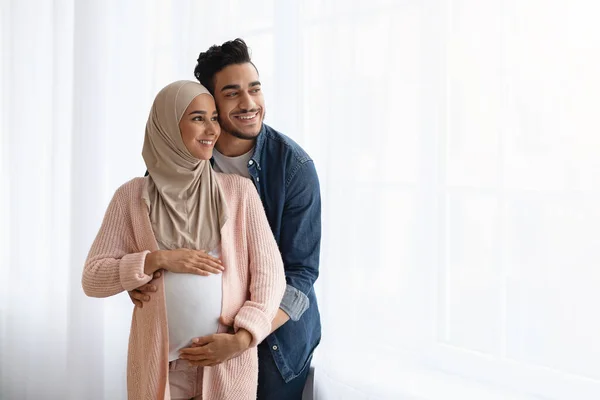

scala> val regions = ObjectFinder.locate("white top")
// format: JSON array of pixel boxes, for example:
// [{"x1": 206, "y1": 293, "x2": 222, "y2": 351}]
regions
[
  {"x1": 164, "y1": 246, "x2": 223, "y2": 362},
  {"x1": 212, "y1": 147, "x2": 254, "y2": 179}
]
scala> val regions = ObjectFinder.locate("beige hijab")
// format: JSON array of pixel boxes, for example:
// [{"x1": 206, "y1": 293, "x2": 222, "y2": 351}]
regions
[{"x1": 142, "y1": 80, "x2": 227, "y2": 252}]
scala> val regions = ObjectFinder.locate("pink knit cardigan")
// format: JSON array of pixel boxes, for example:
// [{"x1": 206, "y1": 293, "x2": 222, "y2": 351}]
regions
[{"x1": 82, "y1": 174, "x2": 285, "y2": 400}]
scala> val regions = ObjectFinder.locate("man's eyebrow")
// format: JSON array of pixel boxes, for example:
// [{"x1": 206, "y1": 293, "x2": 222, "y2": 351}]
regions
[
  {"x1": 220, "y1": 82, "x2": 261, "y2": 91},
  {"x1": 221, "y1": 84, "x2": 241, "y2": 92}
]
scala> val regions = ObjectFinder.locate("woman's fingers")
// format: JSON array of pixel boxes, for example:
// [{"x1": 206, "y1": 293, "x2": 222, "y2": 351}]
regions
[
  {"x1": 181, "y1": 354, "x2": 210, "y2": 362},
  {"x1": 180, "y1": 346, "x2": 211, "y2": 361},
  {"x1": 199, "y1": 250, "x2": 222, "y2": 264},
  {"x1": 163, "y1": 249, "x2": 225, "y2": 275},
  {"x1": 195, "y1": 254, "x2": 224, "y2": 271},
  {"x1": 184, "y1": 265, "x2": 211, "y2": 276},
  {"x1": 197, "y1": 263, "x2": 223, "y2": 274}
]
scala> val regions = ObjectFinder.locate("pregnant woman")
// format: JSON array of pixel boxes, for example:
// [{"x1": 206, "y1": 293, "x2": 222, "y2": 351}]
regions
[{"x1": 82, "y1": 80, "x2": 285, "y2": 400}]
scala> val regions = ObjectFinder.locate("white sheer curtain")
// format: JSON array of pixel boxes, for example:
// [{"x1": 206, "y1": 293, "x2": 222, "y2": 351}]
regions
[{"x1": 2, "y1": 1, "x2": 600, "y2": 399}]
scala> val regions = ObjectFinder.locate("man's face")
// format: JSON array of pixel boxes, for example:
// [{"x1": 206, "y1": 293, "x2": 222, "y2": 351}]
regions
[{"x1": 213, "y1": 63, "x2": 265, "y2": 140}]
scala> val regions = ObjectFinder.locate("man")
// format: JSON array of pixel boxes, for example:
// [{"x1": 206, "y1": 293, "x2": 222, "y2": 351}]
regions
[{"x1": 130, "y1": 39, "x2": 321, "y2": 399}]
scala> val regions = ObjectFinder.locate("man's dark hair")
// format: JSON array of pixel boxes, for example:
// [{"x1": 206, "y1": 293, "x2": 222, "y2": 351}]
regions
[{"x1": 194, "y1": 38, "x2": 258, "y2": 94}]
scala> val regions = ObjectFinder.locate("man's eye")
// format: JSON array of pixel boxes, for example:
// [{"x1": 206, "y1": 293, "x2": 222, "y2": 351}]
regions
[
  {"x1": 225, "y1": 92, "x2": 237, "y2": 97},
  {"x1": 251, "y1": 88, "x2": 261, "y2": 93},
  {"x1": 211, "y1": 117, "x2": 218, "y2": 122}
]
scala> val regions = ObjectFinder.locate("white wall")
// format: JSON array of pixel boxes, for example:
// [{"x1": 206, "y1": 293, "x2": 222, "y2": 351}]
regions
[{"x1": 1, "y1": 0, "x2": 599, "y2": 399}]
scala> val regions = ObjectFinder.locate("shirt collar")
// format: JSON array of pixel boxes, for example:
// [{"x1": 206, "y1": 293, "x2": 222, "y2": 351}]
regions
[
  {"x1": 210, "y1": 124, "x2": 267, "y2": 169},
  {"x1": 249, "y1": 123, "x2": 267, "y2": 169}
]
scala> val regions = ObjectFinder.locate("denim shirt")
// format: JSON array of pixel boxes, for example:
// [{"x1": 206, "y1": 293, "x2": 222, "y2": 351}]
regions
[{"x1": 240, "y1": 124, "x2": 322, "y2": 382}]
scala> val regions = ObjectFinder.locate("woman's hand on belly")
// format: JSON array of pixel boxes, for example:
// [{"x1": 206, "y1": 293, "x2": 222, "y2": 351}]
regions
[
  {"x1": 147, "y1": 248, "x2": 224, "y2": 276},
  {"x1": 178, "y1": 328, "x2": 252, "y2": 367}
]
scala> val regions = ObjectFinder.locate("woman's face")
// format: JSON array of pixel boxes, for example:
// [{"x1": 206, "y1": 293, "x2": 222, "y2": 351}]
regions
[{"x1": 179, "y1": 94, "x2": 220, "y2": 160}]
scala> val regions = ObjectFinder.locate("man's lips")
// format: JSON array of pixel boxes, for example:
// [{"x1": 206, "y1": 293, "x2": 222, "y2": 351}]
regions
[{"x1": 233, "y1": 111, "x2": 260, "y2": 123}]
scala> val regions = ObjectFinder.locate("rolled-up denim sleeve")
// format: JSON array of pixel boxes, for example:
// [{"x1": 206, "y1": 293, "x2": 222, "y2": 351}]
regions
[
  {"x1": 280, "y1": 284, "x2": 310, "y2": 321},
  {"x1": 278, "y1": 160, "x2": 321, "y2": 321}
]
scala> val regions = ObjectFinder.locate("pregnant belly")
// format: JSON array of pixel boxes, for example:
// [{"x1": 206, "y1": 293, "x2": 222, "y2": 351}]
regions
[{"x1": 163, "y1": 271, "x2": 223, "y2": 362}]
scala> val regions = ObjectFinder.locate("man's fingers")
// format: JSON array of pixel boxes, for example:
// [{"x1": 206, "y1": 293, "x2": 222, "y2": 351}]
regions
[
  {"x1": 128, "y1": 291, "x2": 144, "y2": 308},
  {"x1": 152, "y1": 271, "x2": 162, "y2": 279},
  {"x1": 128, "y1": 292, "x2": 137, "y2": 307},
  {"x1": 138, "y1": 283, "x2": 157, "y2": 293},
  {"x1": 129, "y1": 290, "x2": 151, "y2": 302}
]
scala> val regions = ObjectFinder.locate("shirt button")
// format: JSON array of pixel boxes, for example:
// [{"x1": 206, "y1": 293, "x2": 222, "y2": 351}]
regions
[
  {"x1": 248, "y1": 160, "x2": 254, "y2": 166},
  {"x1": 272, "y1": 345, "x2": 278, "y2": 351},
  {"x1": 256, "y1": 177, "x2": 260, "y2": 182}
]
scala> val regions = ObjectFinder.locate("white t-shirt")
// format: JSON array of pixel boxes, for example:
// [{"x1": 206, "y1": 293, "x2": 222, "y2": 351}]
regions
[
  {"x1": 164, "y1": 246, "x2": 223, "y2": 362},
  {"x1": 212, "y1": 147, "x2": 254, "y2": 179}
]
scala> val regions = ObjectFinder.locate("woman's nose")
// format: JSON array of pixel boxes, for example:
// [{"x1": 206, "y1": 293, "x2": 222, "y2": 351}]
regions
[{"x1": 206, "y1": 124, "x2": 217, "y2": 136}]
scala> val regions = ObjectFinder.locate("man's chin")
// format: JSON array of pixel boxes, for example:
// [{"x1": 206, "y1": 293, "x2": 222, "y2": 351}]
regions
[{"x1": 228, "y1": 125, "x2": 261, "y2": 140}]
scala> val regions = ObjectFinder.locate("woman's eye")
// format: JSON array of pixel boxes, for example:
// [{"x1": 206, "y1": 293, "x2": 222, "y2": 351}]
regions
[{"x1": 192, "y1": 116, "x2": 203, "y2": 121}]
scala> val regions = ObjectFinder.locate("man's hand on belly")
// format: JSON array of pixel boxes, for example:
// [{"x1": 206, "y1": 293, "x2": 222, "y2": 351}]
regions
[
  {"x1": 128, "y1": 271, "x2": 162, "y2": 308},
  {"x1": 179, "y1": 328, "x2": 252, "y2": 367}
]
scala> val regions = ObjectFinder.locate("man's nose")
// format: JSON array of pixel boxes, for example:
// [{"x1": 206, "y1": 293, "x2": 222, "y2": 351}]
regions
[{"x1": 239, "y1": 92, "x2": 257, "y2": 111}]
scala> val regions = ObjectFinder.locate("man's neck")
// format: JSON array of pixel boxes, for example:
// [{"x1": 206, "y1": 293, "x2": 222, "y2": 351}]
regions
[{"x1": 215, "y1": 131, "x2": 256, "y2": 157}]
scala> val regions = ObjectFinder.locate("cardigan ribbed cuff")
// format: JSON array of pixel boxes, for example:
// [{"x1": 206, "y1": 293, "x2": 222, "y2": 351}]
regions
[
  {"x1": 233, "y1": 305, "x2": 272, "y2": 347},
  {"x1": 119, "y1": 250, "x2": 152, "y2": 291}
]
